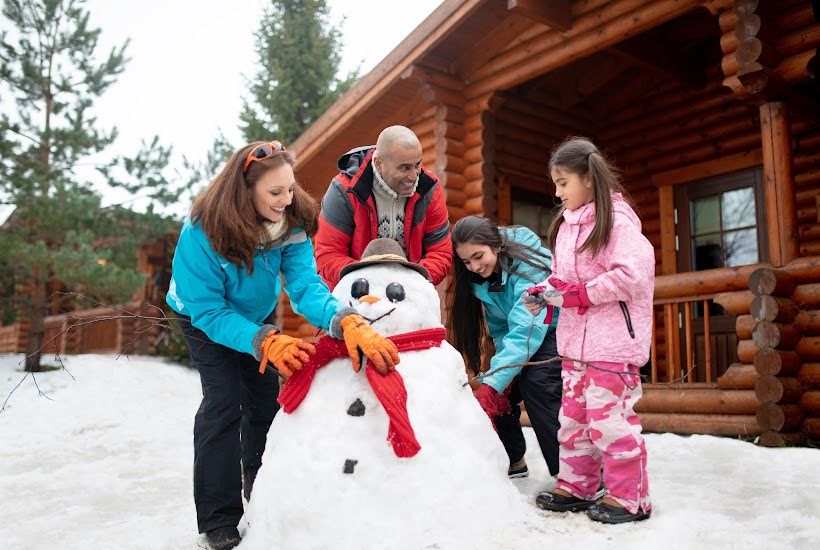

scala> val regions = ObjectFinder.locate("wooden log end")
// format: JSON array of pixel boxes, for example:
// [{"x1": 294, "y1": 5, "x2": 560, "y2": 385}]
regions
[
  {"x1": 758, "y1": 430, "x2": 805, "y2": 447},
  {"x1": 756, "y1": 403, "x2": 804, "y2": 432},
  {"x1": 749, "y1": 267, "x2": 796, "y2": 296}
]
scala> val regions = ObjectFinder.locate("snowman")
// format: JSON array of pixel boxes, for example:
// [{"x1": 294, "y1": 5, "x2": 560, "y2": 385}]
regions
[{"x1": 240, "y1": 239, "x2": 542, "y2": 550}]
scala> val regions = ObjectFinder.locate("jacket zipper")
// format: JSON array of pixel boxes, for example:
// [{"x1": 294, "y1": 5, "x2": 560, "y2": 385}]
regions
[{"x1": 619, "y1": 301, "x2": 636, "y2": 339}]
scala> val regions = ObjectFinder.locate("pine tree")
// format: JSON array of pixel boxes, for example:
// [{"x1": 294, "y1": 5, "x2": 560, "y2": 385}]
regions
[
  {"x1": 0, "y1": 0, "x2": 179, "y2": 371},
  {"x1": 239, "y1": 0, "x2": 358, "y2": 144}
]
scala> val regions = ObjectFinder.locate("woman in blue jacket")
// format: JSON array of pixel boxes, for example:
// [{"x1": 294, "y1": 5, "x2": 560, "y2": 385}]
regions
[
  {"x1": 447, "y1": 215, "x2": 562, "y2": 481},
  {"x1": 167, "y1": 141, "x2": 399, "y2": 550}
]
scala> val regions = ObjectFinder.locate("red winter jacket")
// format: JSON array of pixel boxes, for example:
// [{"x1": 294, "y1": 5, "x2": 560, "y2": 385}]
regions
[{"x1": 314, "y1": 146, "x2": 452, "y2": 288}]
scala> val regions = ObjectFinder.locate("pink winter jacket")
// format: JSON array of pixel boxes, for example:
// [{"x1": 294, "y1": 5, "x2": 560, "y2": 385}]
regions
[{"x1": 551, "y1": 193, "x2": 655, "y2": 366}]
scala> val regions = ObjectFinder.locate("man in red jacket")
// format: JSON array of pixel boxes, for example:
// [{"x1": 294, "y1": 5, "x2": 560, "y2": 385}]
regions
[{"x1": 314, "y1": 125, "x2": 452, "y2": 288}]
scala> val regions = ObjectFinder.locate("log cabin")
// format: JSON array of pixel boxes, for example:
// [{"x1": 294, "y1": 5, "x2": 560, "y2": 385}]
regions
[{"x1": 278, "y1": 0, "x2": 820, "y2": 446}]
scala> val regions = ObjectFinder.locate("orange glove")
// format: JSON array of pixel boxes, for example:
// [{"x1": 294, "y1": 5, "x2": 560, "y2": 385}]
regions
[
  {"x1": 339, "y1": 314, "x2": 400, "y2": 374},
  {"x1": 257, "y1": 331, "x2": 316, "y2": 377}
]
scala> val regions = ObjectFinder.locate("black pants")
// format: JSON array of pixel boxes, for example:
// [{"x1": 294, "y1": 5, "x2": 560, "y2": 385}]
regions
[
  {"x1": 495, "y1": 330, "x2": 562, "y2": 476},
  {"x1": 177, "y1": 315, "x2": 279, "y2": 534}
]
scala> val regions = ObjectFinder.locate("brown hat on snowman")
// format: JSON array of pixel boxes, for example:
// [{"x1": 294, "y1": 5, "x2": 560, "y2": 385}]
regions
[{"x1": 339, "y1": 238, "x2": 429, "y2": 280}]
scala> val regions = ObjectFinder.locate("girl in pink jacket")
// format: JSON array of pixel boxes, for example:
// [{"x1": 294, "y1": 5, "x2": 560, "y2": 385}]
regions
[{"x1": 524, "y1": 137, "x2": 654, "y2": 524}]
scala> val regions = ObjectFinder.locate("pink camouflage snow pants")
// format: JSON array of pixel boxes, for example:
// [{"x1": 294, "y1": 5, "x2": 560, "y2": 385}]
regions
[{"x1": 555, "y1": 360, "x2": 651, "y2": 514}]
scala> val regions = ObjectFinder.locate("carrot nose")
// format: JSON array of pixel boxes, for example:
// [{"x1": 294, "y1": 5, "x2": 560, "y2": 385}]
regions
[{"x1": 358, "y1": 294, "x2": 380, "y2": 304}]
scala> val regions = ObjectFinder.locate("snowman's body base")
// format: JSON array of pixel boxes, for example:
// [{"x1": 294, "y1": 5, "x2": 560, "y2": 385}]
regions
[{"x1": 241, "y1": 343, "x2": 540, "y2": 549}]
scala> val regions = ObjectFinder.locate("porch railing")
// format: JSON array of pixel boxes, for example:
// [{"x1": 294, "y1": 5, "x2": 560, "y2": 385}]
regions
[
  {"x1": 652, "y1": 294, "x2": 717, "y2": 384},
  {"x1": 651, "y1": 264, "x2": 765, "y2": 385}
]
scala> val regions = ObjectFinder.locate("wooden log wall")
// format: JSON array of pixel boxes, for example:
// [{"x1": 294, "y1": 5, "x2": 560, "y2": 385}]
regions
[
  {"x1": 782, "y1": 259, "x2": 820, "y2": 444},
  {"x1": 741, "y1": 260, "x2": 820, "y2": 445},
  {"x1": 0, "y1": 319, "x2": 27, "y2": 354},
  {"x1": 719, "y1": 0, "x2": 820, "y2": 98},
  {"x1": 794, "y1": 126, "x2": 820, "y2": 256},
  {"x1": 719, "y1": 1, "x2": 820, "y2": 262},
  {"x1": 746, "y1": 267, "x2": 803, "y2": 445},
  {"x1": 463, "y1": 93, "x2": 501, "y2": 219}
]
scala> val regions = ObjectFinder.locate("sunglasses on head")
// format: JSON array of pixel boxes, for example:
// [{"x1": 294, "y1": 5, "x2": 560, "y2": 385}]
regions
[{"x1": 243, "y1": 141, "x2": 286, "y2": 173}]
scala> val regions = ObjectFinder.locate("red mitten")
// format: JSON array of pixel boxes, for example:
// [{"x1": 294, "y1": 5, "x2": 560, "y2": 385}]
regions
[
  {"x1": 474, "y1": 384, "x2": 500, "y2": 420},
  {"x1": 548, "y1": 276, "x2": 592, "y2": 314},
  {"x1": 496, "y1": 386, "x2": 512, "y2": 416}
]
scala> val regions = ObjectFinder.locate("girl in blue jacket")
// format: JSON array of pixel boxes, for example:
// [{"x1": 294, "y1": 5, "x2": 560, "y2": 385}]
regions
[
  {"x1": 447, "y1": 215, "x2": 562, "y2": 481},
  {"x1": 167, "y1": 141, "x2": 398, "y2": 550}
]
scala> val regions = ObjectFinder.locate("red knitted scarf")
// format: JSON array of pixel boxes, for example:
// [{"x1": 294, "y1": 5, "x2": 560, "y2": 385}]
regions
[{"x1": 278, "y1": 327, "x2": 448, "y2": 458}]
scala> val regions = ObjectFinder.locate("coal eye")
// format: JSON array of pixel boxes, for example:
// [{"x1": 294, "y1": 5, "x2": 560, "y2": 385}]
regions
[
  {"x1": 351, "y1": 278, "x2": 369, "y2": 299},
  {"x1": 386, "y1": 283, "x2": 405, "y2": 303}
]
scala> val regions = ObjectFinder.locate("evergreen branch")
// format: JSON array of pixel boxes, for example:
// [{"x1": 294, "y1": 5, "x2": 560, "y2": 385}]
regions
[{"x1": 2, "y1": 125, "x2": 41, "y2": 145}]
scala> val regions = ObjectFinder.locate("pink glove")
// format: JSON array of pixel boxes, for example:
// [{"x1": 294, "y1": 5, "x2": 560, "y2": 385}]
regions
[{"x1": 548, "y1": 276, "x2": 592, "y2": 314}]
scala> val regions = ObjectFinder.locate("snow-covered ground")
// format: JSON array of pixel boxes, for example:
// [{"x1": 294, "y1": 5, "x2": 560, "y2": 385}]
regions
[{"x1": 1, "y1": 353, "x2": 818, "y2": 550}]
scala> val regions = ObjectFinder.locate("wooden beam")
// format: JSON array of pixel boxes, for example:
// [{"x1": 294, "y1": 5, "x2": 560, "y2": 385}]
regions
[
  {"x1": 651, "y1": 149, "x2": 763, "y2": 187},
  {"x1": 760, "y1": 101, "x2": 799, "y2": 267},
  {"x1": 466, "y1": 0, "x2": 703, "y2": 98},
  {"x1": 454, "y1": 13, "x2": 539, "y2": 79},
  {"x1": 507, "y1": 0, "x2": 571, "y2": 31},
  {"x1": 659, "y1": 186, "x2": 677, "y2": 275}
]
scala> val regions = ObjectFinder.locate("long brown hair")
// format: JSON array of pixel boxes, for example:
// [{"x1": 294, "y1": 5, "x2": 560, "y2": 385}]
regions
[
  {"x1": 546, "y1": 137, "x2": 630, "y2": 256},
  {"x1": 447, "y1": 216, "x2": 552, "y2": 374},
  {"x1": 190, "y1": 141, "x2": 317, "y2": 274}
]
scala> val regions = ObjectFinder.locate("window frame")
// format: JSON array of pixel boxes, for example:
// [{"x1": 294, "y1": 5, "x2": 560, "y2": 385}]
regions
[{"x1": 674, "y1": 167, "x2": 768, "y2": 272}]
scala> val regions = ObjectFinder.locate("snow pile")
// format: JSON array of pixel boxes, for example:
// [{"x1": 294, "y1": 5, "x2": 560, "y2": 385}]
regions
[{"x1": 1, "y1": 352, "x2": 819, "y2": 549}]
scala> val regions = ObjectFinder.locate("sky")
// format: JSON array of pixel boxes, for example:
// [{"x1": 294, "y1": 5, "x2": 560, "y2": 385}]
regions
[{"x1": 74, "y1": 0, "x2": 443, "y2": 213}]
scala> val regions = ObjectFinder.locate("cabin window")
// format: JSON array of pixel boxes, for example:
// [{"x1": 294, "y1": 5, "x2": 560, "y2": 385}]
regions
[
  {"x1": 690, "y1": 186, "x2": 759, "y2": 269},
  {"x1": 673, "y1": 167, "x2": 766, "y2": 379},
  {"x1": 676, "y1": 167, "x2": 767, "y2": 272}
]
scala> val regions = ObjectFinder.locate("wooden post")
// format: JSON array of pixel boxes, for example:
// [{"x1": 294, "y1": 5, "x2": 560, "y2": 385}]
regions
[
  {"x1": 704, "y1": 299, "x2": 713, "y2": 383},
  {"x1": 651, "y1": 311, "x2": 658, "y2": 383},
  {"x1": 684, "y1": 301, "x2": 693, "y2": 381},
  {"x1": 760, "y1": 102, "x2": 798, "y2": 267},
  {"x1": 659, "y1": 185, "x2": 677, "y2": 275}
]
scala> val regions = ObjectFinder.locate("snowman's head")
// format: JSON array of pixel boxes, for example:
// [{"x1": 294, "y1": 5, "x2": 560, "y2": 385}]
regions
[{"x1": 333, "y1": 240, "x2": 442, "y2": 336}]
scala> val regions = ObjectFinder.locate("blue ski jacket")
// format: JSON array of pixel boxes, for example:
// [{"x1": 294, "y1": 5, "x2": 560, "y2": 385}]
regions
[
  {"x1": 471, "y1": 227, "x2": 559, "y2": 392},
  {"x1": 166, "y1": 219, "x2": 340, "y2": 356}
]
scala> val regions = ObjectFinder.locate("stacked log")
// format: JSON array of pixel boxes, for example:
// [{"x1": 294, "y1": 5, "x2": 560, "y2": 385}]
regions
[
  {"x1": 462, "y1": 93, "x2": 501, "y2": 219},
  {"x1": 748, "y1": 266, "x2": 805, "y2": 446},
  {"x1": 0, "y1": 321, "x2": 27, "y2": 354},
  {"x1": 719, "y1": 0, "x2": 819, "y2": 96},
  {"x1": 794, "y1": 128, "x2": 820, "y2": 254},
  {"x1": 279, "y1": 293, "x2": 316, "y2": 340},
  {"x1": 783, "y1": 258, "x2": 820, "y2": 444}
]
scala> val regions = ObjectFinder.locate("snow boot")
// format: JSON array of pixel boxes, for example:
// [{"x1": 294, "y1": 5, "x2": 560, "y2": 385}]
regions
[
  {"x1": 507, "y1": 458, "x2": 529, "y2": 479},
  {"x1": 206, "y1": 526, "x2": 241, "y2": 550},
  {"x1": 535, "y1": 491, "x2": 596, "y2": 512},
  {"x1": 587, "y1": 502, "x2": 651, "y2": 524}
]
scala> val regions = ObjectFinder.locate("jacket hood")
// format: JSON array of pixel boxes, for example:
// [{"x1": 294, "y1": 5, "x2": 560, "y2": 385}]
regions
[
  {"x1": 337, "y1": 146, "x2": 375, "y2": 176},
  {"x1": 563, "y1": 192, "x2": 642, "y2": 231}
]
